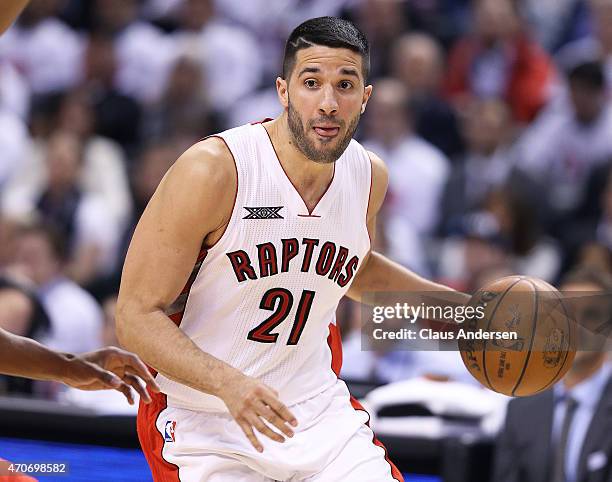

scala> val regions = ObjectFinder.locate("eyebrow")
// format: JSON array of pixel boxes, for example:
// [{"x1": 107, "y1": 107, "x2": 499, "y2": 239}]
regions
[
  {"x1": 297, "y1": 66, "x2": 361, "y2": 79},
  {"x1": 339, "y1": 68, "x2": 360, "y2": 79}
]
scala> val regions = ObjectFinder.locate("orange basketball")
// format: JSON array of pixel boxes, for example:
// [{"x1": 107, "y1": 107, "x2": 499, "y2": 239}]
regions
[{"x1": 459, "y1": 276, "x2": 576, "y2": 397}]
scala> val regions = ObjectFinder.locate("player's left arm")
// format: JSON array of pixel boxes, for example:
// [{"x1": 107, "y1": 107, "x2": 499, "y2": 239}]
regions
[{"x1": 346, "y1": 151, "x2": 469, "y2": 306}]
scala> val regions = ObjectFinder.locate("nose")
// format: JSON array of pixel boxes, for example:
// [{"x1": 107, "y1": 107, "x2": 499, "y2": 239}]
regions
[{"x1": 318, "y1": 84, "x2": 339, "y2": 116}]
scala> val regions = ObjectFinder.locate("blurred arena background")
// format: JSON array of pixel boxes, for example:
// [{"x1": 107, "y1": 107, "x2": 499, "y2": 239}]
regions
[{"x1": 0, "y1": 0, "x2": 610, "y2": 481}]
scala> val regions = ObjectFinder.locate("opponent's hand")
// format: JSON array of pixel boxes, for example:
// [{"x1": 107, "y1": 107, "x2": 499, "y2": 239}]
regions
[
  {"x1": 62, "y1": 346, "x2": 161, "y2": 405},
  {"x1": 219, "y1": 374, "x2": 298, "y2": 452}
]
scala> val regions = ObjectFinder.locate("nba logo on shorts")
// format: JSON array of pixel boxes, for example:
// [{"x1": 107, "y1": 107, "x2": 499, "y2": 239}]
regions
[{"x1": 164, "y1": 421, "x2": 176, "y2": 442}]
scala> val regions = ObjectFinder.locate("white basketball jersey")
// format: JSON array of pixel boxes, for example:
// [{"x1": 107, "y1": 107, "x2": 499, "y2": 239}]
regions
[{"x1": 157, "y1": 122, "x2": 372, "y2": 412}]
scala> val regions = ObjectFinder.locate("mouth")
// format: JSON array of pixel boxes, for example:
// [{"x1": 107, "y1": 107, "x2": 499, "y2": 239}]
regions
[{"x1": 313, "y1": 126, "x2": 340, "y2": 138}]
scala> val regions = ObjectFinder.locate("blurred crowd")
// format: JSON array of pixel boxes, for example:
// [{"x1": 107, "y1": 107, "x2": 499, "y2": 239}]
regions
[{"x1": 0, "y1": 0, "x2": 611, "y2": 401}]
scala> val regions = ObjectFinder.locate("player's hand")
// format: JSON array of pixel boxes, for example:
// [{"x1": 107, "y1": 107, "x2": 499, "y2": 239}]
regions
[
  {"x1": 62, "y1": 346, "x2": 161, "y2": 405},
  {"x1": 219, "y1": 374, "x2": 298, "y2": 452}
]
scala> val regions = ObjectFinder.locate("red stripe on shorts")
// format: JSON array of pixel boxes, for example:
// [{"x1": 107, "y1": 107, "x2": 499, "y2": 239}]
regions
[
  {"x1": 326, "y1": 322, "x2": 404, "y2": 482},
  {"x1": 137, "y1": 390, "x2": 180, "y2": 482}
]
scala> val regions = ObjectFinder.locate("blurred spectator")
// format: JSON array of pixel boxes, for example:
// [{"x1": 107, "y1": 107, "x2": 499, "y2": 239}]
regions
[
  {"x1": 362, "y1": 78, "x2": 450, "y2": 275},
  {"x1": 437, "y1": 211, "x2": 512, "y2": 290},
  {"x1": 0, "y1": 277, "x2": 49, "y2": 343},
  {"x1": 523, "y1": 0, "x2": 590, "y2": 52},
  {"x1": 10, "y1": 223, "x2": 103, "y2": 354},
  {"x1": 142, "y1": 54, "x2": 217, "y2": 142},
  {"x1": 493, "y1": 267, "x2": 612, "y2": 482},
  {"x1": 0, "y1": 61, "x2": 30, "y2": 120},
  {"x1": 101, "y1": 295, "x2": 119, "y2": 347},
  {"x1": 445, "y1": 0, "x2": 555, "y2": 123},
  {"x1": 391, "y1": 33, "x2": 463, "y2": 159},
  {"x1": 92, "y1": 0, "x2": 176, "y2": 103},
  {"x1": 439, "y1": 188, "x2": 561, "y2": 285},
  {"x1": 565, "y1": 163, "x2": 612, "y2": 271},
  {"x1": 516, "y1": 61, "x2": 612, "y2": 232},
  {"x1": 348, "y1": 0, "x2": 409, "y2": 79},
  {"x1": 403, "y1": 0, "x2": 472, "y2": 48},
  {"x1": 595, "y1": 168, "x2": 612, "y2": 248},
  {"x1": 228, "y1": 87, "x2": 283, "y2": 129},
  {"x1": 484, "y1": 188, "x2": 562, "y2": 281},
  {"x1": 557, "y1": 0, "x2": 612, "y2": 87},
  {"x1": 3, "y1": 131, "x2": 122, "y2": 285},
  {"x1": 113, "y1": 142, "x2": 180, "y2": 277},
  {"x1": 215, "y1": 0, "x2": 352, "y2": 79},
  {"x1": 440, "y1": 98, "x2": 516, "y2": 234},
  {"x1": 0, "y1": 102, "x2": 28, "y2": 189},
  {"x1": 0, "y1": 0, "x2": 84, "y2": 94},
  {"x1": 81, "y1": 32, "x2": 142, "y2": 152},
  {"x1": 171, "y1": 0, "x2": 263, "y2": 112},
  {"x1": 2, "y1": 91, "x2": 132, "y2": 239},
  {"x1": 0, "y1": 276, "x2": 50, "y2": 396},
  {"x1": 0, "y1": 216, "x2": 20, "y2": 271}
]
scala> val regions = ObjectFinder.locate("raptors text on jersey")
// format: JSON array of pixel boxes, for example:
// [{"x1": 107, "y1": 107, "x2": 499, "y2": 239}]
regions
[{"x1": 155, "y1": 122, "x2": 372, "y2": 412}]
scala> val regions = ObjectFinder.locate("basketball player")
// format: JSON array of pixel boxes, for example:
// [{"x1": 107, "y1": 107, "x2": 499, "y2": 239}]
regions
[
  {"x1": 116, "y1": 17, "x2": 466, "y2": 481},
  {"x1": 0, "y1": 326, "x2": 160, "y2": 404}
]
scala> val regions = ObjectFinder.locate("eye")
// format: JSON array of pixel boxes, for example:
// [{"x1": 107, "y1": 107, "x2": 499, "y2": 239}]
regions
[
  {"x1": 304, "y1": 79, "x2": 318, "y2": 88},
  {"x1": 339, "y1": 80, "x2": 354, "y2": 90}
]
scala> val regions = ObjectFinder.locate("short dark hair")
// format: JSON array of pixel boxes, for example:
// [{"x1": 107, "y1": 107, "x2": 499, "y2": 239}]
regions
[
  {"x1": 567, "y1": 61, "x2": 605, "y2": 90},
  {"x1": 282, "y1": 16, "x2": 370, "y2": 81}
]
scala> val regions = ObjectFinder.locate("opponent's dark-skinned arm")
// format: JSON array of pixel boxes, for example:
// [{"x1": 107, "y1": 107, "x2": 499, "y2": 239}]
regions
[{"x1": 0, "y1": 327, "x2": 160, "y2": 404}]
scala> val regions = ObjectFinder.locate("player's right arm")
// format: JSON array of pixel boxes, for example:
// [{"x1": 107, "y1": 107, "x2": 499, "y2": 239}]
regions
[{"x1": 115, "y1": 138, "x2": 296, "y2": 451}]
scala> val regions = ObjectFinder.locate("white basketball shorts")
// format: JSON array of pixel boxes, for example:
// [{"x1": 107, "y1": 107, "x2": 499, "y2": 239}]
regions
[{"x1": 137, "y1": 379, "x2": 404, "y2": 481}]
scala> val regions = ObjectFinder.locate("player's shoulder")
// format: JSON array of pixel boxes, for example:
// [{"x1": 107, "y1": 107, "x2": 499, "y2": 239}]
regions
[{"x1": 170, "y1": 136, "x2": 236, "y2": 188}]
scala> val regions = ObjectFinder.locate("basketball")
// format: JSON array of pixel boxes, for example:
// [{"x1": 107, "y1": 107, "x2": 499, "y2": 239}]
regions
[{"x1": 459, "y1": 276, "x2": 577, "y2": 397}]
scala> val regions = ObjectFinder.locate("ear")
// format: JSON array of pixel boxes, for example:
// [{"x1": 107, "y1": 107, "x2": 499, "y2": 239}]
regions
[
  {"x1": 276, "y1": 77, "x2": 289, "y2": 109},
  {"x1": 361, "y1": 84, "x2": 373, "y2": 114}
]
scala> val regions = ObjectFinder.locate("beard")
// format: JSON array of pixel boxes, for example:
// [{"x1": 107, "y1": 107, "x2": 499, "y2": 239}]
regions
[{"x1": 287, "y1": 100, "x2": 360, "y2": 164}]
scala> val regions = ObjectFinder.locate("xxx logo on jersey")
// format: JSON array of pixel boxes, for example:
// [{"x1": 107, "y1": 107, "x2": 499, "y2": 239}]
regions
[
  {"x1": 164, "y1": 421, "x2": 176, "y2": 442},
  {"x1": 243, "y1": 206, "x2": 284, "y2": 219}
]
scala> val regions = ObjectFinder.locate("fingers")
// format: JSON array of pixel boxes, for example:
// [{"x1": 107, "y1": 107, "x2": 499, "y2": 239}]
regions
[
  {"x1": 261, "y1": 391, "x2": 298, "y2": 428},
  {"x1": 88, "y1": 362, "x2": 135, "y2": 404},
  {"x1": 113, "y1": 381, "x2": 135, "y2": 405},
  {"x1": 121, "y1": 373, "x2": 151, "y2": 403},
  {"x1": 91, "y1": 347, "x2": 161, "y2": 398},
  {"x1": 245, "y1": 413, "x2": 285, "y2": 445},
  {"x1": 90, "y1": 363, "x2": 123, "y2": 389},
  {"x1": 121, "y1": 355, "x2": 161, "y2": 393},
  {"x1": 236, "y1": 417, "x2": 264, "y2": 453},
  {"x1": 255, "y1": 401, "x2": 294, "y2": 438}
]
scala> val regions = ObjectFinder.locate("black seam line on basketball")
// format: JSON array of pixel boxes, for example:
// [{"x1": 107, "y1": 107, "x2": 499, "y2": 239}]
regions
[
  {"x1": 511, "y1": 278, "x2": 540, "y2": 397},
  {"x1": 534, "y1": 290, "x2": 573, "y2": 394},
  {"x1": 481, "y1": 277, "x2": 525, "y2": 392}
]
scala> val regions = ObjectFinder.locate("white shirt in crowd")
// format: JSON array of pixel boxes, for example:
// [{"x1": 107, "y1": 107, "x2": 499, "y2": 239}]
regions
[
  {"x1": 0, "y1": 18, "x2": 84, "y2": 94},
  {"x1": 363, "y1": 135, "x2": 450, "y2": 274},
  {"x1": 171, "y1": 20, "x2": 263, "y2": 111},
  {"x1": 39, "y1": 276, "x2": 103, "y2": 354},
  {"x1": 516, "y1": 99, "x2": 612, "y2": 212}
]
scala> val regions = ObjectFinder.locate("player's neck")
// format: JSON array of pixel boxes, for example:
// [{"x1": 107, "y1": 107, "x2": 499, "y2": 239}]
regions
[{"x1": 264, "y1": 115, "x2": 335, "y2": 191}]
